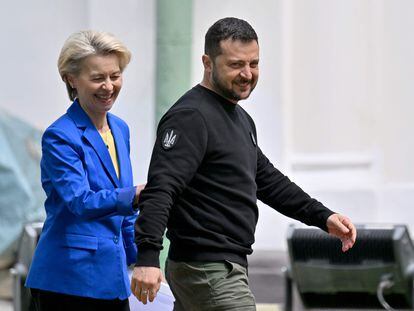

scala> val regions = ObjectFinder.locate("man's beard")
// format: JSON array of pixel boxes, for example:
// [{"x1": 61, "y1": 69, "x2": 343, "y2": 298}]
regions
[{"x1": 211, "y1": 67, "x2": 255, "y2": 102}]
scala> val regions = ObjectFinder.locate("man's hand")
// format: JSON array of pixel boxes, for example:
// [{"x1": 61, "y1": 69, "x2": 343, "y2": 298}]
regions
[
  {"x1": 326, "y1": 213, "x2": 357, "y2": 252},
  {"x1": 130, "y1": 266, "x2": 162, "y2": 304}
]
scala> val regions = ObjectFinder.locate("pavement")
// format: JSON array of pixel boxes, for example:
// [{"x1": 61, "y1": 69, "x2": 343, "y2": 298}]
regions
[
  {"x1": 249, "y1": 250, "x2": 287, "y2": 305},
  {"x1": 0, "y1": 300, "x2": 11, "y2": 311}
]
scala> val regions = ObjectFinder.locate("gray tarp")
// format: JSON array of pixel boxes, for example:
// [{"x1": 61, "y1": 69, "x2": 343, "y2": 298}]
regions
[{"x1": 0, "y1": 110, "x2": 45, "y2": 268}]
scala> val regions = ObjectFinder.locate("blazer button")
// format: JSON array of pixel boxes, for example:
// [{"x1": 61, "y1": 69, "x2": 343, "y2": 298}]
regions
[{"x1": 113, "y1": 236, "x2": 119, "y2": 244}]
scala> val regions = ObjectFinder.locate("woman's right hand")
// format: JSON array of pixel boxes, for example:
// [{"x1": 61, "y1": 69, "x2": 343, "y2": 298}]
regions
[{"x1": 134, "y1": 183, "x2": 146, "y2": 205}]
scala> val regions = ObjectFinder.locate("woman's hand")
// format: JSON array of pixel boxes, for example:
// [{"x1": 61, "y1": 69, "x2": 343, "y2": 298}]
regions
[{"x1": 133, "y1": 183, "x2": 146, "y2": 205}]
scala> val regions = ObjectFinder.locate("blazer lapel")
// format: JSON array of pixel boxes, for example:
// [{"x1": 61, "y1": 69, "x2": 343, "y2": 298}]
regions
[
  {"x1": 83, "y1": 127, "x2": 120, "y2": 187},
  {"x1": 108, "y1": 115, "x2": 129, "y2": 187},
  {"x1": 67, "y1": 100, "x2": 120, "y2": 188}
]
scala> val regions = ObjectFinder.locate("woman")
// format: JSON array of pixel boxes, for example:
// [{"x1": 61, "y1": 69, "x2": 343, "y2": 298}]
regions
[{"x1": 26, "y1": 30, "x2": 142, "y2": 311}]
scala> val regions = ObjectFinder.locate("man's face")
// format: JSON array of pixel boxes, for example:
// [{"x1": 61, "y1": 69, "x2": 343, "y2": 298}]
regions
[{"x1": 209, "y1": 39, "x2": 259, "y2": 103}]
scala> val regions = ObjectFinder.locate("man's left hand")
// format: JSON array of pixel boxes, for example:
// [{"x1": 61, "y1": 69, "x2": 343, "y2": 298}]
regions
[{"x1": 326, "y1": 213, "x2": 357, "y2": 252}]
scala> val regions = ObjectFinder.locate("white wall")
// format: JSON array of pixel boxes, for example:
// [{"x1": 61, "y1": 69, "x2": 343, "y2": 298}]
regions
[{"x1": 381, "y1": 0, "x2": 414, "y2": 183}]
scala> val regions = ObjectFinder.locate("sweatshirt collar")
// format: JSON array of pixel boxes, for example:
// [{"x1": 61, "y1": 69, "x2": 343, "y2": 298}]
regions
[{"x1": 196, "y1": 84, "x2": 238, "y2": 112}]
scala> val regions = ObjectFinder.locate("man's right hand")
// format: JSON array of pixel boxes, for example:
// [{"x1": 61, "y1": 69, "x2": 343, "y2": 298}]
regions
[{"x1": 130, "y1": 266, "x2": 162, "y2": 304}]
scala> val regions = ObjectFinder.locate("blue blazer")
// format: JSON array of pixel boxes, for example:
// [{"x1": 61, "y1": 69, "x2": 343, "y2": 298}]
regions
[{"x1": 26, "y1": 100, "x2": 137, "y2": 300}]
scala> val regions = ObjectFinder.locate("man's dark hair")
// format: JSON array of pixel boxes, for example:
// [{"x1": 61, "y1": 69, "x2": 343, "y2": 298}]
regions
[{"x1": 204, "y1": 17, "x2": 258, "y2": 60}]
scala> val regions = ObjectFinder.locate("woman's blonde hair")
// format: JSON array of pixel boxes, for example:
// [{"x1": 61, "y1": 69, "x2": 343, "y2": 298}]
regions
[{"x1": 58, "y1": 30, "x2": 131, "y2": 101}]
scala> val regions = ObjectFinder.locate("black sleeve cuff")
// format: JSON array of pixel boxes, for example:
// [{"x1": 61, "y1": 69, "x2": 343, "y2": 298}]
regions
[
  {"x1": 315, "y1": 207, "x2": 335, "y2": 232},
  {"x1": 135, "y1": 246, "x2": 161, "y2": 268}
]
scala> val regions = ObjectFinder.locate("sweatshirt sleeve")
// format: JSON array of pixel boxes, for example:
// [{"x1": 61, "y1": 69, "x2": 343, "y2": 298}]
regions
[
  {"x1": 255, "y1": 146, "x2": 334, "y2": 231},
  {"x1": 134, "y1": 108, "x2": 208, "y2": 267}
]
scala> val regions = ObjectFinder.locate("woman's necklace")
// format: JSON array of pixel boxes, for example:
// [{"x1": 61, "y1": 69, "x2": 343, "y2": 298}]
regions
[
  {"x1": 104, "y1": 130, "x2": 109, "y2": 149},
  {"x1": 100, "y1": 127, "x2": 110, "y2": 149}
]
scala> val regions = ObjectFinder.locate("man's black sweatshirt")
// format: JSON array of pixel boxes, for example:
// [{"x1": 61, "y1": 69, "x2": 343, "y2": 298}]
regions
[{"x1": 135, "y1": 84, "x2": 334, "y2": 267}]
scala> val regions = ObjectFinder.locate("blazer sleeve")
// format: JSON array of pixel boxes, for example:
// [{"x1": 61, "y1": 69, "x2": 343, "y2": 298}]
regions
[
  {"x1": 122, "y1": 214, "x2": 138, "y2": 266},
  {"x1": 41, "y1": 126, "x2": 136, "y2": 219}
]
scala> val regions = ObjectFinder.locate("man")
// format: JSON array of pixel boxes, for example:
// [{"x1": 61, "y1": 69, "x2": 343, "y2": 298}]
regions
[{"x1": 131, "y1": 17, "x2": 356, "y2": 310}]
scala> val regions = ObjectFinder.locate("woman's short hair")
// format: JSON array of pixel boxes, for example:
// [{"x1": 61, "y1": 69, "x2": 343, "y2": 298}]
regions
[{"x1": 58, "y1": 30, "x2": 131, "y2": 101}]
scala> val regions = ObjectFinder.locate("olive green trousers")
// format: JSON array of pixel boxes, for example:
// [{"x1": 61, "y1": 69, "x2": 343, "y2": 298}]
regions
[{"x1": 165, "y1": 259, "x2": 256, "y2": 311}]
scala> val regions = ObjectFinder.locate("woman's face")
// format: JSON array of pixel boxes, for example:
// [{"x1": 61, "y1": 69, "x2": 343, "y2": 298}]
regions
[{"x1": 68, "y1": 54, "x2": 122, "y2": 114}]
